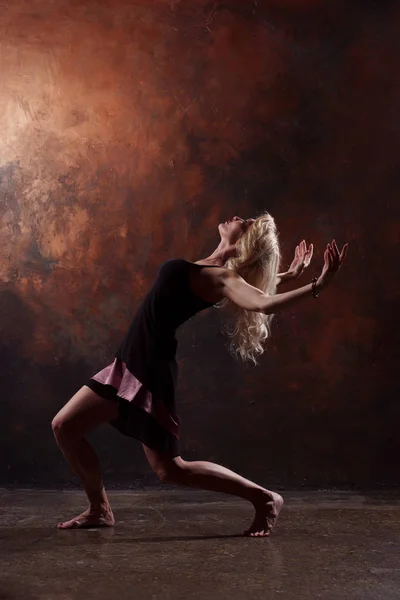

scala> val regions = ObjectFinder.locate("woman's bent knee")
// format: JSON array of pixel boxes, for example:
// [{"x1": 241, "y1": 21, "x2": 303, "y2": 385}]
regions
[
  {"x1": 142, "y1": 445, "x2": 185, "y2": 482},
  {"x1": 160, "y1": 458, "x2": 186, "y2": 482},
  {"x1": 51, "y1": 415, "x2": 60, "y2": 435},
  {"x1": 157, "y1": 464, "x2": 182, "y2": 483},
  {"x1": 51, "y1": 414, "x2": 77, "y2": 442}
]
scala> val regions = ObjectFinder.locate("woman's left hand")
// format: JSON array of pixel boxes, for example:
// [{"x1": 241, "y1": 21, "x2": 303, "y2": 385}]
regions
[{"x1": 288, "y1": 240, "x2": 313, "y2": 279}]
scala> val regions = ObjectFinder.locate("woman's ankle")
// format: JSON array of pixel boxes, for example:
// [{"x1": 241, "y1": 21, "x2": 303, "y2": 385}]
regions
[
  {"x1": 250, "y1": 487, "x2": 275, "y2": 506},
  {"x1": 86, "y1": 486, "x2": 111, "y2": 511},
  {"x1": 89, "y1": 500, "x2": 112, "y2": 513}
]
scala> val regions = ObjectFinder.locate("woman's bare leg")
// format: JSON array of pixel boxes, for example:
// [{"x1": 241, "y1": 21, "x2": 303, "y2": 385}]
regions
[
  {"x1": 51, "y1": 385, "x2": 119, "y2": 529},
  {"x1": 142, "y1": 445, "x2": 284, "y2": 537}
]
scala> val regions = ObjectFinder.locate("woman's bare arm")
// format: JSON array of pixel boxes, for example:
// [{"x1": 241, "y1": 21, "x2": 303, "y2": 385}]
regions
[
  {"x1": 221, "y1": 270, "x2": 320, "y2": 314},
  {"x1": 222, "y1": 239, "x2": 347, "y2": 314},
  {"x1": 276, "y1": 271, "x2": 293, "y2": 286}
]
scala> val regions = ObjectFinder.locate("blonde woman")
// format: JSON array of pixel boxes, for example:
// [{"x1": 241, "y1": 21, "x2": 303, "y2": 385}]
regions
[{"x1": 52, "y1": 213, "x2": 348, "y2": 536}]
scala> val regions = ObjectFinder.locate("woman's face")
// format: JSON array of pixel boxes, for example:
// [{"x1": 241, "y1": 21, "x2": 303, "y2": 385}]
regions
[{"x1": 219, "y1": 216, "x2": 255, "y2": 244}]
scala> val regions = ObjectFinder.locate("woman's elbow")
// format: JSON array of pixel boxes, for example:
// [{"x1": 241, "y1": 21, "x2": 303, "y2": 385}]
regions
[{"x1": 257, "y1": 294, "x2": 272, "y2": 315}]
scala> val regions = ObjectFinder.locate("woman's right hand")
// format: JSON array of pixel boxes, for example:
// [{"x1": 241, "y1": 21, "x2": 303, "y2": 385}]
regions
[{"x1": 317, "y1": 239, "x2": 348, "y2": 290}]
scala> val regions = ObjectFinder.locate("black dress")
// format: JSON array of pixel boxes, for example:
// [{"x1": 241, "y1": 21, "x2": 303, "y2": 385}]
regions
[{"x1": 86, "y1": 259, "x2": 218, "y2": 457}]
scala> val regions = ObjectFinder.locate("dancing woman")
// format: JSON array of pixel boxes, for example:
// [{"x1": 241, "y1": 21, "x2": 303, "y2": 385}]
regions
[{"x1": 52, "y1": 212, "x2": 348, "y2": 536}]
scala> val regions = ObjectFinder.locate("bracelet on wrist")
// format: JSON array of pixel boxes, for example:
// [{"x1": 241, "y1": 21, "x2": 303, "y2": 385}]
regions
[{"x1": 311, "y1": 277, "x2": 320, "y2": 298}]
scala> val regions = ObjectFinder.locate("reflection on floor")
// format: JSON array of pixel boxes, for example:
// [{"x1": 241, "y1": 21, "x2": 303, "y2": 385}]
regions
[{"x1": 0, "y1": 489, "x2": 399, "y2": 599}]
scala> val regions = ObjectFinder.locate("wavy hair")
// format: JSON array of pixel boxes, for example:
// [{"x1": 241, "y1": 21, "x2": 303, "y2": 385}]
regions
[{"x1": 214, "y1": 211, "x2": 281, "y2": 366}]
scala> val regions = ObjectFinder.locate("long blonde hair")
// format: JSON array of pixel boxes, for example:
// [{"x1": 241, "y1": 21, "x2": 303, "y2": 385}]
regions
[{"x1": 215, "y1": 211, "x2": 281, "y2": 366}]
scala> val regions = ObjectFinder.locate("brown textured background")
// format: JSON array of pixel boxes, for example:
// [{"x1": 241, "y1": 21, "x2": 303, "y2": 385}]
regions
[{"x1": 0, "y1": 0, "x2": 398, "y2": 489}]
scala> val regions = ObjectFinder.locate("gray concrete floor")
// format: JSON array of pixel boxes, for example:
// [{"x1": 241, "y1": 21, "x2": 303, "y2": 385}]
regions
[{"x1": 0, "y1": 489, "x2": 399, "y2": 600}]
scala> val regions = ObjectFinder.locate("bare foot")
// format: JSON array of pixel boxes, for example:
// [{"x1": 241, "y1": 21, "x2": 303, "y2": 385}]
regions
[
  {"x1": 57, "y1": 505, "x2": 115, "y2": 529},
  {"x1": 244, "y1": 490, "x2": 284, "y2": 537}
]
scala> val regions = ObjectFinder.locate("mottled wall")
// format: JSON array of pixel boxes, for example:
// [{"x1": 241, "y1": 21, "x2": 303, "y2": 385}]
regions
[{"x1": 1, "y1": 0, "x2": 398, "y2": 488}]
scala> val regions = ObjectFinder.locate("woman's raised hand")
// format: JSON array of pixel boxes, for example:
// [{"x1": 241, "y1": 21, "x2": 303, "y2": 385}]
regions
[
  {"x1": 317, "y1": 240, "x2": 348, "y2": 289},
  {"x1": 288, "y1": 240, "x2": 314, "y2": 278}
]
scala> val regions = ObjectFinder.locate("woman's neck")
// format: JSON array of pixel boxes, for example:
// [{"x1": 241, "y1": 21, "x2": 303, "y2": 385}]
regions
[{"x1": 199, "y1": 242, "x2": 237, "y2": 266}]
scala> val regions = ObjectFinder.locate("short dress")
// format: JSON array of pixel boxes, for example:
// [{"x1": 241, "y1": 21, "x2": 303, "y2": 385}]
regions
[{"x1": 86, "y1": 259, "x2": 218, "y2": 457}]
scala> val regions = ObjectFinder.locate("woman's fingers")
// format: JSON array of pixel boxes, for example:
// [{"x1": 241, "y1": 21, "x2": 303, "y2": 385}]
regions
[
  {"x1": 332, "y1": 240, "x2": 349, "y2": 265},
  {"x1": 331, "y1": 240, "x2": 339, "y2": 257},
  {"x1": 301, "y1": 240, "x2": 313, "y2": 262},
  {"x1": 295, "y1": 240, "x2": 314, "y2": 267},
  {"x1": 328, "y1": 247, "x2": 334, "y2": 266},
  {"x1": 325, "y1": 247, "x2": 330, "y2": 266},
  {"x1": 323, "y1": 240, "x2": 348, "y2": 276},
  {"x1": 327, "y1": 245, "x2": 337, "y2": 270}
]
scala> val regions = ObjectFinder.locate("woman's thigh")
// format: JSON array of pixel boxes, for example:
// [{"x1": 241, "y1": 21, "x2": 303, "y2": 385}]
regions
[{"x1": 52, "y1": 385, "x2": 119, "y2": 439}]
